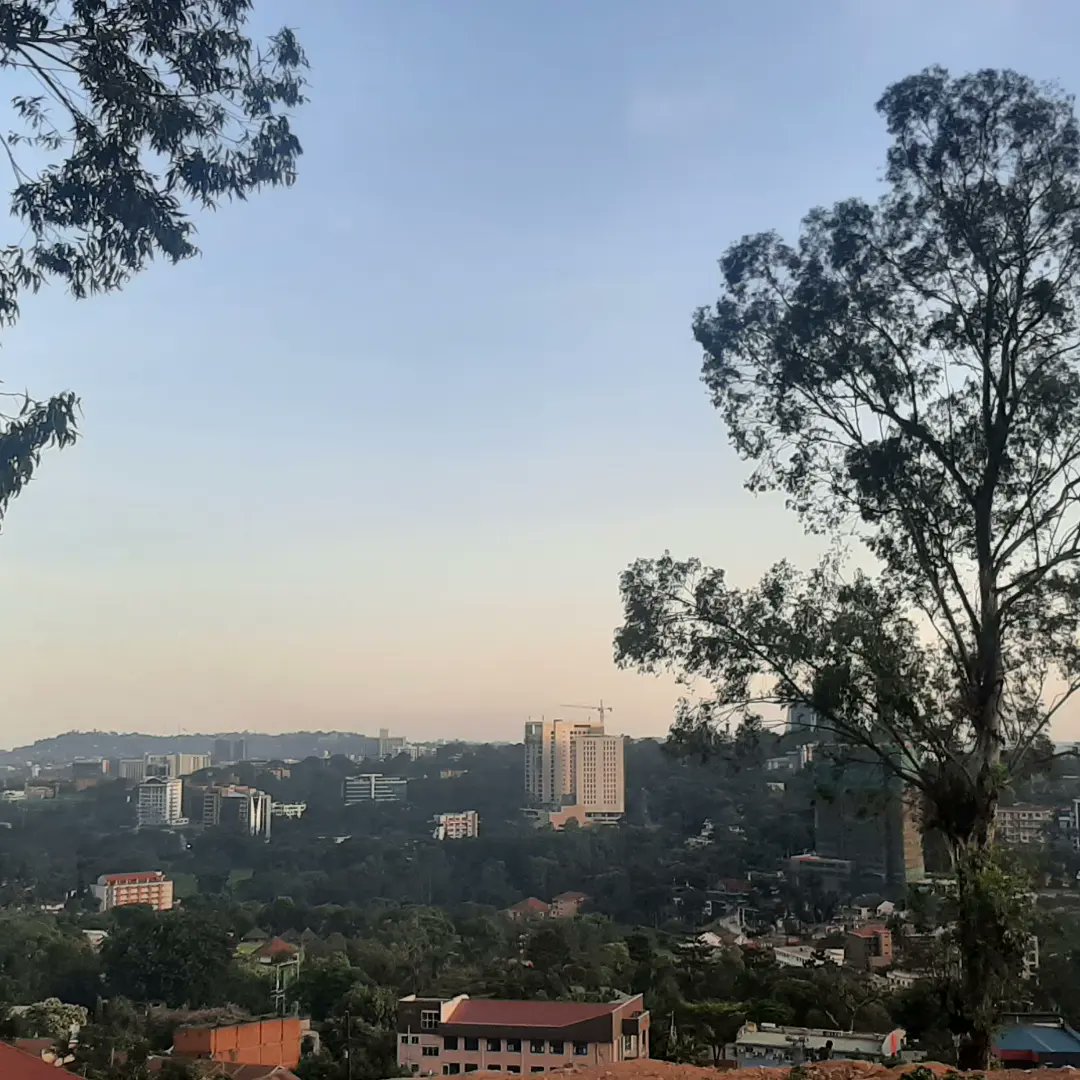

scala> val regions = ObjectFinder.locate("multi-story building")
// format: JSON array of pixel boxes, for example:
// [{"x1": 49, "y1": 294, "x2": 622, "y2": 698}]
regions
[
  {"x1": 812, "y1": 748, "x2": 924, "y2": 891},
  {"x1": 144, "y1": 753, "x2": 212, "y2": 778},
  {"x1": 786, "y1": 704, "x2": 820, "y2": 734},
  {"x1": 91, "y1": 870, "x2": 174, "y2": 912},
  {"x1": 844, "y1": 924, "x2": 894, "y2": 971},
  {"x1": 995, "y1": 804, "x2": 1054, "y2": 846},
  {"x1": 203, "y1": 784, "x2": 272, "y2": 839},
  {"x1": 271, "y1": 802, "x2": 307, "y2": 820},
  {"x1": 173, "y1": 1017, "x2": 307, "y2": 1069},
  {"x1": 136, "y1": 776, "x2": 185, "y2": 827},
  {"x1": 523, "y1": 718, "x2": 625, "y2": 828},
  {"x1": 343, "y1": 773, "x2": 407, "y2": 804},
  {"x1": 116, "y1": 758, "x2": 148, "y2": 782},
  {"x1": 432, "y1": 811, "x2": 479, "y2": 840},
  {"x1": 396, "y1": 994, "x2": 649, "y2": 1075},
  {"x1": 726, "y1": 1021, "x2": 904, "y2": 1067},
  {"x1": 211, "y1": 738, "x2": 248, "y2": 765}
]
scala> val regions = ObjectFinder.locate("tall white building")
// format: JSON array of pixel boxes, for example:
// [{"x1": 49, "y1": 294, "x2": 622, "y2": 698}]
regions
[
  {"x1": 136, "y1": 776, "x2": 184, "y2": 827},
  {"x1": 524, "y1": 717, "x2": 625, "y2": 825},
  {"x1": 432, "y1": 810, "x2": 479, "y2": 840}
]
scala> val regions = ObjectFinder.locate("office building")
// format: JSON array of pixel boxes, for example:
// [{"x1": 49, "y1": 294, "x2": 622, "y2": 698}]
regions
[
  {"x1": 812, "y1": 748, "x2": 924, "y2": 891},
  {"x1": 72, "y1": 759, "x2": 108, "y2": 781},
  {"x1": 524, "y1": 718, "x2": 625, "y2": 827},
  {"x1": 343, "y1": 773, "x2": 407, "y2": 804},
  {"x1": 136, "y1": 776, "x2": 185, "y2": 827},
  {"x1": 91, "y1": 870, "x2": 174, "y2": 912},
  {"x1": 203, "y1": 784, "x2": 272, "y2": 839},
  {"x1": 396, "y1": 993, "x2": 648, "y2": 1075},
  {"x1": 378, "y1": 727, "x2": 407, "y2": 758},
  {"x1": 432, "y1": 810, "x2": 479, "y2": 840}
]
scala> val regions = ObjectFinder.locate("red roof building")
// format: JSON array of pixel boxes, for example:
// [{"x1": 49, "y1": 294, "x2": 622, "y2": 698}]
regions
[
  {"x1": 396, "y1": 993, "x2": 648, "y2": 1075},
  {"x1": 505, "y1": 897, "x2": 549, "y2": 921},
  {"x1": 0, "y1": 1040, "x2": 74, "y2": 1078}
]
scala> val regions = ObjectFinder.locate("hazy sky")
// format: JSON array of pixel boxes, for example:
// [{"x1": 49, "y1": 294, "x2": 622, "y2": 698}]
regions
[{"x1": 2, "y1": 0, "x2": 1079, "y2": 748}]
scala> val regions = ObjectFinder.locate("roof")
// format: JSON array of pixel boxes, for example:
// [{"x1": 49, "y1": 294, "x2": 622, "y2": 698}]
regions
[
  {"x1": 508, "y1": 898, "x2": 548, "y2": 913},
  {"x1": 253, "y1": 936, "x2": 300, "y2": 960},
  {"x1": 848, "y1": 924, "x2": 888, "y2": 939},
  {"x1": 445, "y1": 999, "x2": 624, "y2": 1029},
  {"x1": 0, "y1": 1041, "x2": 74, "y2": 1078},
  {"x1": 996, "y1": 1023, "x2": 1080, "y2": 1056},
  {"x1": 552, "y1": 891, "x2": 588, "y2": 902}
]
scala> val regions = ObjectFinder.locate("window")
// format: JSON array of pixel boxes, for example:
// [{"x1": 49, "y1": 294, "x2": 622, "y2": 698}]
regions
[
  {"x1": 508, "y1": 1068, "x2": 521, "y2": 1075},
  {"x1": 548, "y1": 1042, "x2": 563, "y2": 1054},
  {"x1": 423, "y1": 1047, "x2": 440, "y2": 1058},
  {"x1": 487, "y1": 1039, "x2": 501, "y2": 1053},
  {"x1": 530, "y1": 1041, "x2": 545, "y2": 1054},
  {"x1": 507, "y1": 1040, "x2": 521, "y2": 1053},
  {"x1": 444, "y1": 1037, "x2": 459, "y2": 1051},
  {"x1": 444, "y1": 1066, "x2": 461, "y2": 1076},
  {"x1": 465, "y1": 1067, "x2": 479, "y2": 1073},
  {"x1": 421, "y1": 1011, "x2": 439, "y2": 1031},
  {"x1": 531, "y1": 1069, "x2": 545, "y2": 1074},
  {"x1": 401, "y1": 1035, "x2": 410, "y2": 1044},
  {"x1": 573, "y1": 1043, "x2": 589, "y2": 1057},
  {"x1": 411, "y1": 1066, "x2": 419, "y2": 1074},
  {"x1": 411, "y1": 1036, "x2": 420, "y2": 1045},
  {"x1": 488, "y1": 1068, "x2": 501, "y2": 1073},
  {"x1": 465, "y1": 1038, "x2": 479, "y2": 1052}
]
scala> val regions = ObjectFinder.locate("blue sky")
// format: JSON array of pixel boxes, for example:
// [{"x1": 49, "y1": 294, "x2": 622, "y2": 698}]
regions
[{"x1": 2, "y1": 0, "x2": 1079, "y2": 745}]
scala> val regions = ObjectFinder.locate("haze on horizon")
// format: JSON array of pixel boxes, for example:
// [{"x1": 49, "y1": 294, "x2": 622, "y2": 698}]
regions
[{"x1": 2, "y1": 0, "x2": 1080, "y2": 748}]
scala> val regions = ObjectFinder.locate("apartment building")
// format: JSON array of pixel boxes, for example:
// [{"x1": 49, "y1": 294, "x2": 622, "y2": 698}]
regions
[
  {"x1": 396, "y1": 994, "x2": 649, "y2": 1075},
  {"x1": 523, "y1": 718, "x2": 625, "y2": 828},
  {"x1": 343, "y1": 773, "x2": 407, "y2": 804},
  {"x1": 433, "y1": 811, "x2": 479, "y2": 840},
  {"x1": 91, "y1": 871, "x2": 174, "y2": 912},
  {"x1": 116, "y1": 758, "x2": 148, "y2": 781},
  {"x1": 136, "y1": 776, "x2": 185, "y2": 827},
  {"x1": 996, "y1": 804, "x2": 1054, "y2": 846}
]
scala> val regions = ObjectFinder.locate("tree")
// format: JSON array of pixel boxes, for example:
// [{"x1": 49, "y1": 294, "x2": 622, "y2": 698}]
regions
[
  {"x1": 0, "y1": 0, "x2": 306, "y2": 524},
  {"x1": 101, "y1": 907, "x2": 233, "y2": 1006},
  {"x1": 614, "y1": 66, "x2": 1076, "y2": 1067}
]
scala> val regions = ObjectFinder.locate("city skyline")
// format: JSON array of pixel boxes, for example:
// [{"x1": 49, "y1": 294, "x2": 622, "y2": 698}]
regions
[{"x1": 4, "y1": 0, "x2": 1080, "y2": 744}]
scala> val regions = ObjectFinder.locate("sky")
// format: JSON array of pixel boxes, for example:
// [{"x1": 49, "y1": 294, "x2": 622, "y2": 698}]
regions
[{"x1": 2, "y1": 0, "x2": 1080, "y2": 747}]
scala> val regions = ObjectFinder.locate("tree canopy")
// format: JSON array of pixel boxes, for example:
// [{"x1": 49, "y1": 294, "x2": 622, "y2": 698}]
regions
[
  {"x1": 0, "y1": 0, "x2": 306, "y2": 522},
  {"x1": 616, "y1": 65, "x2": 1080, "y2": 1066}
]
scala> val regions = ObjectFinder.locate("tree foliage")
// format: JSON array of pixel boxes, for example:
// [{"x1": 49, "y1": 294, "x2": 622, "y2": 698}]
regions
[
  {"x1": 615, "y1": 66, "x2": 1079, "y2": 1066},
  {"x1": 0, "y1": 0, "x2": 306, "y2": 522}
]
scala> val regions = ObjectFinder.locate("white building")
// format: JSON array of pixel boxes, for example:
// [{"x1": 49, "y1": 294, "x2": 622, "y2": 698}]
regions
[
  {"x1": 432, "y1": 810, "x2": 479, "y2": 840},
  {"x1": 523, "y1": 717, "x2": 626, "y2": 824},
  {"x1": 145, "y1": 752, "x2": 211, "y2": 778},
  {"x1": 136, "y1": 776, "x2": 185, "y2": 827},
  {"x1": 343, "y1": 773, "x2": 407, "y2": 804},
  {"x1": 271, "y1": 802, "x2": 307, "y2": 819},
  {"x1": 995, "y1": 804, "x2": 1054, "y2": 846}
]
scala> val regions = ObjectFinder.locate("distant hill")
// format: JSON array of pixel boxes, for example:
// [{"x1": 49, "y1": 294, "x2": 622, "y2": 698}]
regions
[{"x1": 0, "y1": 729, "x2": 403, "y2": 763}]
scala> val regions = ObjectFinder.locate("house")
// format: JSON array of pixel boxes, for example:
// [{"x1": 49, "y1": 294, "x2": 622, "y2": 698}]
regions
[
  {"x1": 549, "y1": 891, "x2": 588, "y2": 919},
  {"x1": 251, "y1": 937, "x2": 302, "y2": 965},
  {"x1": 396, "y1": 993, "x2": 649, "y2": 1074},
  {"x1": 845, "y1": 925, "x2": 894, "y2": 971},
  {"x1": 173, "y1": 1017, "x2": 308, "y2": 1069},
  {"x1": 0, "y1": 1040, "x2": 75, "y2": 1078},
  {"x1": 505, "y1": 898, "x2": 549, "y2": 922}
]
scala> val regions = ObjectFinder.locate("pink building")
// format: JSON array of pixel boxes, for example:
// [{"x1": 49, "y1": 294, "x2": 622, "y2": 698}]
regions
[{"x1": 396, "y1": 994, "x2": 649, "y2": 1076}]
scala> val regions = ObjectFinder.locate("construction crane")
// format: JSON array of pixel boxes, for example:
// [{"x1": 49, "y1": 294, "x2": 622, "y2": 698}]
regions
[{"x1": 558, "y1": 700, "x2": 613, "y2": 723}]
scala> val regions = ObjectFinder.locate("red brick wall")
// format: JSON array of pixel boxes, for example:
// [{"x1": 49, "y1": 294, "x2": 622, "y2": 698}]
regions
[{"x1": 173, "y1": 1018, "x2": 303, "y2": 1067}]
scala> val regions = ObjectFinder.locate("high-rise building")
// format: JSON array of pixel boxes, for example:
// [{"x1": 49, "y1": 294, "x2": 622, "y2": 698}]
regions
[
  {"x1": 136, "y1": 776, "x2": 185, "y2": 827},
  {"x1": 116, "y1": 758, "x2": 147, "y2": 782},
  {"x1": 343, "y1": 773, "x2": 407, "y2": 804},
  {"x1": 91, "y1": 870, "x2": 174, "y2": 912},
  {"x1": 211, "y1": 738, "x2": 247, "y2": 765},
  {"x1": 202, "y1": 784, "x2": 272, "y2": 839},
  {"x1": 524, "y1": 717, "x2": 625, "y2": 826},
  {"x1": 812, "y1": 748, "x2": 924, "y2": 890}
]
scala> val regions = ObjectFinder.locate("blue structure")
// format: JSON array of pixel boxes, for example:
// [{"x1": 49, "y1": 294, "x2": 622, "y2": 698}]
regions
[{"x1": 996, "y1": 1015, "x2": 1080, "y2": 1068}]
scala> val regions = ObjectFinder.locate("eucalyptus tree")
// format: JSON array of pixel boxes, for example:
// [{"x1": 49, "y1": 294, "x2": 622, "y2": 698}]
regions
[{"x1": 616, "y1": 67, "x2": 1078, "y2": 1066}]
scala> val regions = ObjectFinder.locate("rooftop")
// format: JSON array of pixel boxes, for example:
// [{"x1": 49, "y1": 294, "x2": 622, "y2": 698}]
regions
[
  {"x1": 444, "y1": 997, "x2": 637, "y2": 1029},
  {"x1": 0, "y1": 1041, "x2": 75, "y2": 1079}
]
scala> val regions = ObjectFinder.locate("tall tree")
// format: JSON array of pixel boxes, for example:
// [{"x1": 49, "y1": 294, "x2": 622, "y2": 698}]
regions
[
  {"x1": 0, "y1": 0, "x2": 306, "y2": 522},
  {"x1": 615, "y1": 66, "x2": 1072, "y2": 1067}
]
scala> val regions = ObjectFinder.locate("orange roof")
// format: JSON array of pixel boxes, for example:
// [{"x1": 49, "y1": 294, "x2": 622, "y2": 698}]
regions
[
  {"x1": 508, "y1": 897, "x2": 548, "y2": 913},
  {"x1": 552, "y1": 891, "x2": 588, "y2": 901},
  {"x1": 254, "y1": 937, "x2": 300, "y2": 960},
  {"x1": 0, "y1": 1041, "x2": 73, "y2": 1078}
]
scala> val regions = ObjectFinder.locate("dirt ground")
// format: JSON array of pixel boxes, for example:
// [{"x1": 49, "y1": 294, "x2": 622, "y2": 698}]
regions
[{"x1": 506, "y1": 1061, "x2": 1067, "y2": 1080}]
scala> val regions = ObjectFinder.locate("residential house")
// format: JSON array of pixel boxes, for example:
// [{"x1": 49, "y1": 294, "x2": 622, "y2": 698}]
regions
[
  {"x1": 549, "y1": 891, "x2": 588, "y2": 919},
  {"x1": 845, "y1": 925, "x2": 894, "y2": 971},
  {"x1": 396, "y1": 993, "x2": 649, "y2": 1075},
  {"x1": 505, "y1": 898, "x2": 548, "y2": 922}
]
